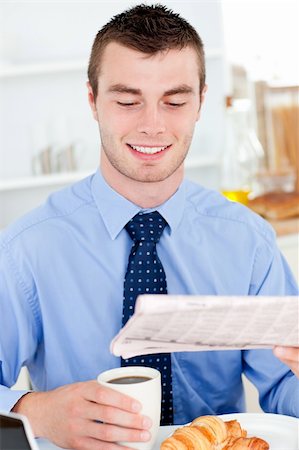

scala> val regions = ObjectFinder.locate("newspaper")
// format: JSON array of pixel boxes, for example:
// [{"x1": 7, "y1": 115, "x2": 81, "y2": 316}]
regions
[{"x1": 110, "y1": 295, "x2": 299, "y2": 358}]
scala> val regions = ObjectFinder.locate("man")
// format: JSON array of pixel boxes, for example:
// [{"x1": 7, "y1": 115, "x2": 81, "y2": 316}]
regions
[{"x1": 0, "y1": 4, "x2": 298, "y2": 450}]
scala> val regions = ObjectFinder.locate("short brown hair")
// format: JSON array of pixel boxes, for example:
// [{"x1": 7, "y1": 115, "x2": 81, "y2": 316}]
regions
[{"x1": 88, "y1": 3, "x2": 205, "y2": 99}]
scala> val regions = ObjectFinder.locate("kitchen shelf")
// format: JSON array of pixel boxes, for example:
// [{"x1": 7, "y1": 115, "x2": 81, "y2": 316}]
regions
[
  {"x1": 0, "y1": 48, "x2": 222, "y2": 78},
  {"x1": 0, "y1": 158, "x2": 219, "y2": 192},
  {"x1": 0, "y1": 59, "x2": 88, "y2": 78},
  {"x1": 0, "y1": 171, "x2": 92, "y2": 192}
]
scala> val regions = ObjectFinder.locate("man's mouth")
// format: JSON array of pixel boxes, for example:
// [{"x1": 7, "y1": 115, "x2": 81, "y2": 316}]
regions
[{"x1": 127, "y1": 144, "x2": 171, "y2": 155}]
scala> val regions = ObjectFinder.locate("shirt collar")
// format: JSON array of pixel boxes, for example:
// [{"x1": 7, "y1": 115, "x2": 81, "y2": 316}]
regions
[{"x1": 91, "y1": 169, "x2": 186, "y2": 240}]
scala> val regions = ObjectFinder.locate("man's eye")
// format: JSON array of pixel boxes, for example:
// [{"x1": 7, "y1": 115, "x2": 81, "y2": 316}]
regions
[
  {"x1": 167, "y1": 102, "x2": 186, "y2": 108},
  {"x1": 117, "y1": 102, "x2": 138, "y2": 107}
]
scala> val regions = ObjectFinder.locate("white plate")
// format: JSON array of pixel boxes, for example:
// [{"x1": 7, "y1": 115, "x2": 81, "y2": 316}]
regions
[{"x1": 155, "y1": 413, "x2": 299, "y2": 450}]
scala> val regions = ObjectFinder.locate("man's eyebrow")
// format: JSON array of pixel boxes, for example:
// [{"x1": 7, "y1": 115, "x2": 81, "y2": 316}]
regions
[
  {"x1": 107, "y1": 84, "x2": 194, "y2": 96},
  {"x1": 164, "y1": 85, "x2": 194, "y2": 96},
  {"x1": 108, "y1": 84, "x2": 141, "y2": 95}
]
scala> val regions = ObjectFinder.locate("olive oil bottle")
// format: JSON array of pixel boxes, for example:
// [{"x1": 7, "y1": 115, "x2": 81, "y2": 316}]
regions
[{"x1": 221, "y1": 97, "x2": 264, "y2": 206}]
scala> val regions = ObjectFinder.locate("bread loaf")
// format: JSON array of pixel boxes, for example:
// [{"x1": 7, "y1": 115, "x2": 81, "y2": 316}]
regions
[{"x1": 247, "y1": 191, "x2": 299, "y2": 220}]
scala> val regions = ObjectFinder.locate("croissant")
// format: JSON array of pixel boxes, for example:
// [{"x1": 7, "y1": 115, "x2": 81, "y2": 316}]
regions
[
  {"x1": 225, "y1": 420, "x2": 247, "y2": 440},
  {"x1": 223, "y1": 437, "x2": 270, "y2": 450},
  {"x1": 160, "y1": 415, "x2": 269, "y2": 450},
  {"x1": 191, "y1": 415, "x2": 228, "y2": 444}
]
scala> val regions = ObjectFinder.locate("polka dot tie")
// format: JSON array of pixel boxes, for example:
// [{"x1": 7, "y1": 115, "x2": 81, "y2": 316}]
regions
[{"x1": 121, "y1": 211, "x2": 174, "y2": 425}]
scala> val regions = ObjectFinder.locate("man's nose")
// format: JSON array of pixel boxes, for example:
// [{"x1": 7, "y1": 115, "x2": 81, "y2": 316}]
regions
[{"x1": 136, "y1": 104, "x2": 166, "y2": 135}]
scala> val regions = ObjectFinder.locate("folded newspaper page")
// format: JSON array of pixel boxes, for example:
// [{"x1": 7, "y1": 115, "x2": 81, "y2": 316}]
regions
[{"x1": 111, "y1": 295, "x2": 299, "y2": 358}]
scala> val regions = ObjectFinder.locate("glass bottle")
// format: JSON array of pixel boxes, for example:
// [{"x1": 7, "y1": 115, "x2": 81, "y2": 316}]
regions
[{"x1": 220, "y1": 97, "x2": 265, "y2": 205}]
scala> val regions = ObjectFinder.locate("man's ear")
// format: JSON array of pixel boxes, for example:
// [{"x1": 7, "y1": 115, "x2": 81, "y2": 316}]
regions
[
  {"x1": 87, "y1": 81, "x2": 99, "y2": 121},
  {"x1": 196, "y1": 84, "x2": 208, "y2": 121}
]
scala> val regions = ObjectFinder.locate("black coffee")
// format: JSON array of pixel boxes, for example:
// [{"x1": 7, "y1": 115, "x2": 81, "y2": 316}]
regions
[{"x1": 108, "y1": 376, "x2": 151, "y2": 385}]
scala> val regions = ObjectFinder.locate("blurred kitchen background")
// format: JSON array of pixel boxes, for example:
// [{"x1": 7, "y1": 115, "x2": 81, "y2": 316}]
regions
[{"x1": 0, "y1": 0, "x2": 298, "y2": 410}]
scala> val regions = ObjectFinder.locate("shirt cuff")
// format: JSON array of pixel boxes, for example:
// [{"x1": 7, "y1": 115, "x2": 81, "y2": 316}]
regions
[{"x1": 0, "y1": 387, "x2": 31, "y2": 412}]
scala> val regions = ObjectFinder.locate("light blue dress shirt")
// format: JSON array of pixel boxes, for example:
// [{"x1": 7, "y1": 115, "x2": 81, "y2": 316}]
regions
[{"x1": 0, "y1": 170, "x2": 298, "y2": 423}]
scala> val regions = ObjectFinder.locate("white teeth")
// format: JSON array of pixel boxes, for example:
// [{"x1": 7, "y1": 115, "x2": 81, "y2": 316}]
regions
[{"x1": 130, "y1": 144, "x2": 168, "y2": 154}]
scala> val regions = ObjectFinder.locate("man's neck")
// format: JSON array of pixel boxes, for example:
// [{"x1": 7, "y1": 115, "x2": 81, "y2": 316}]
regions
[{"x1": 99, "y1": 160, "x2": 184, "y2": 209}]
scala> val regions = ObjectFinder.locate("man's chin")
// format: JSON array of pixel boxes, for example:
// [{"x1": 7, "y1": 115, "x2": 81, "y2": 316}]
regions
[{"x1": 127, "y1": 169, "x2": 178, "y2": 184}]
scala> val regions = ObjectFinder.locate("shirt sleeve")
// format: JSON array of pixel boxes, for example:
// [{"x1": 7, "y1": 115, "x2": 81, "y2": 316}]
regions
[
  {"x1": 244, "y1": 236, "x2": 299, "y2": 417},
  {"x1": 0, "y1": 240, "x2": 40, "y2": 412}
]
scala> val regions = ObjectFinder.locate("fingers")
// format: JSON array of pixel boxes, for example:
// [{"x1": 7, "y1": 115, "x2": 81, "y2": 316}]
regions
[
  {"x1": 273, "y1": 346, "x2": 299, "y2": 377},
  {"x1": 85, "y1": 401, "x2": 152, "y2": 430},
  {"x1": 84, "y1": 420, "x2": 151, "y2": 444},
  {"x1": 84, "y1": 381, "x2": 142, "y2": 413},
  {"x1": 74, "y1": 381, "x2": 152, "y2": 448}
]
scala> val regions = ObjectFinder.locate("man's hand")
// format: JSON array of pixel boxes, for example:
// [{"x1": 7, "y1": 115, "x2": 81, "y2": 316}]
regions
[
  {"x1": 273, "y1": 346, "x2": 299, "y2": 378},
  {"x1": 12, "y1": 380, "x2": 152, "y2": 450}
]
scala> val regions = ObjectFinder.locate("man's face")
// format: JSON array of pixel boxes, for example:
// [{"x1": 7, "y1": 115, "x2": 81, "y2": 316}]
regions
[{"x1": 88, "y1": 42, "x2": 205, "y2": 185}]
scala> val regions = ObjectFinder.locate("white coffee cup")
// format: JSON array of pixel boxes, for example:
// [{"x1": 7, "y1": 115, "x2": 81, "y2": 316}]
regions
[{"x1": 97, "y1": 366, "x2": 161, "y2": 450}]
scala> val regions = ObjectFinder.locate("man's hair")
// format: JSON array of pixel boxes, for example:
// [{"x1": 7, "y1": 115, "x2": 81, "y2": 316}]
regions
[{"x1": 88, "y1": 3, "x2": 205, "y2": 99}]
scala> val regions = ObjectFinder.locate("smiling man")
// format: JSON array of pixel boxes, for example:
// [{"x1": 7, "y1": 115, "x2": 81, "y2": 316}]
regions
[
  {"x1": 87, "y1": 42, "x2": 205, "y2": 207},
  {"x1": 0, "y1": 4, "x2": 298, "y2": 450}
]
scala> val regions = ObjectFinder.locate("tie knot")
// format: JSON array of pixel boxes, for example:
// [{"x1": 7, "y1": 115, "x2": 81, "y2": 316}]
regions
[{"x1": 125, "y1": 211, "x2": 167, "y2": 243}]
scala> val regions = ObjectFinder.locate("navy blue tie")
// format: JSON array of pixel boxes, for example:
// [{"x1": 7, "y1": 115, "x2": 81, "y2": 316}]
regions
[{"x1": 121, "y1": 211, "x2": 173, "y2": 425}]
